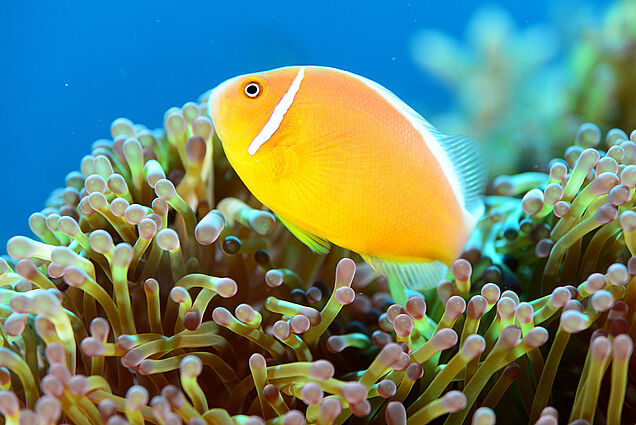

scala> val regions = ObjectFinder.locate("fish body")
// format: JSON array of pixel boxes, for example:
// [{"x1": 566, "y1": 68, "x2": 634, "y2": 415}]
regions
[{"x1": 209, "y1": 66, "x2": 486, "y2": 293}]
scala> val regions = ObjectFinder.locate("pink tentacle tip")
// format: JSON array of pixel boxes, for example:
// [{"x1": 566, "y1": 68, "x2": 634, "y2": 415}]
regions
[
  {"x1": 335, "y1": 258, "x2": 356, "y2": 287},
  {"x1": 442, "y1": 390, "x2": 467, "y2": 412},
  {"x1": 309, "y1": 360, "x2": 334, "y2": 380},
  {"x1": 385, "y1": 401, "x2": 407, "y2": 425},
  {"x1": 432, "y1": 328, "x2": 458, "y2": 351}
]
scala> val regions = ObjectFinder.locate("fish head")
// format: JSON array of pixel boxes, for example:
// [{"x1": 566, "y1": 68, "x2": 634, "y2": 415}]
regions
[{"x1": 208, "y1": 66, "x2": 303, "y2": 161}]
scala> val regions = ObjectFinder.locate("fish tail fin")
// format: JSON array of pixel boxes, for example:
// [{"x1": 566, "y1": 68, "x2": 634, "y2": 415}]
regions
[
  {"x1": 436, "y1": 133, "x2": 487, "y2": 224},
  {"x1": 361, "y1": 255, "x2": 448, "y2": 304}
]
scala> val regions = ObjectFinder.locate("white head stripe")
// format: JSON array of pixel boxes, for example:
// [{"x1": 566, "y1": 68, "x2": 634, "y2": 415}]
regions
[{"x1": 248, "y1": 67, "x2": 305, "y2": 156}]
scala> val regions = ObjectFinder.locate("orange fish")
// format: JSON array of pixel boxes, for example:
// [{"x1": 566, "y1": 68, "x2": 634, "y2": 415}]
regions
[{"x1": 208, "y1": 66, "x2": 485, "y2": 300}]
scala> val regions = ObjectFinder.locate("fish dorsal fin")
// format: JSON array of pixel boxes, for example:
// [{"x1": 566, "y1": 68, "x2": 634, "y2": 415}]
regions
[
  {"x1": 361, "y1": 254, "x2": 448, "y2": 292},
  {"x1": 277, "y1": 215, "x2": 331, "y2": 254},
  {"x1": 333, "y1": 67, "x2": 486, "y2": 220},
  {"x1": 435, "y1": 133, "x2": 487, "y2": 220}
]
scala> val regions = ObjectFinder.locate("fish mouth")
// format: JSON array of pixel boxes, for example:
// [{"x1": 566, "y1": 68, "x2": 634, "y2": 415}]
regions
[
  {"x1": 207, "y1": 75, "x2": 241, "y2": 127},
  {"x1": 207, "y1": 86, "x2": 222, "y2": 123}
]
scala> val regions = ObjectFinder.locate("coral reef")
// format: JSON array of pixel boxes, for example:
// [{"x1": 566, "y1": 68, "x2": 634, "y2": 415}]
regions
[
  {"x1": 568, "y1": 0, "x2": 636, "y2": 132},
  {"x1": 410, "y1": 0, "x2": 636, "y2": 176},
  {"x1": 0, "y1": 85, "x2": 635, "y2": 425},
  {"x1": 410, "y1": 5, "x2": 569, "y2": 175}
]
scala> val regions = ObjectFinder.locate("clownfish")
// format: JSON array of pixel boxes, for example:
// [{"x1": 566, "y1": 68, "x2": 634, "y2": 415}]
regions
[{"x1": 208, "y1": 66, "x2": 486, "y2": 299}]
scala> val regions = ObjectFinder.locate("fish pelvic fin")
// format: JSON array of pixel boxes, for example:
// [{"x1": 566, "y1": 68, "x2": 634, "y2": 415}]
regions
[
  {"x1": 277, "y1": 215, "x2": 331, "y2": 254},
  {"x1": 361, "y1": 254, "x2": 448, "y2": 293}
]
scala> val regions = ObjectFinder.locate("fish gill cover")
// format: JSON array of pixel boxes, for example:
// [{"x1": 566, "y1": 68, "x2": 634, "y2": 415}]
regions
[{"x1": 0, "y1": 1, "x2": 635, "y2": 425}]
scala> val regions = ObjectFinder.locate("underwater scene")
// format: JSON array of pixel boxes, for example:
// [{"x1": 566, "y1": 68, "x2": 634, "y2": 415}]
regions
[{"x1": 1, "y1": 1, "x2": 636, "y2": 424}]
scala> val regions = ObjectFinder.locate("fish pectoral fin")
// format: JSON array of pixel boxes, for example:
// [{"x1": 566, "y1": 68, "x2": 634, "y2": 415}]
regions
[
  {"x1": 361, "y1": 255, "x2": 448, "y2": 291},
  {"x1": 277, "y1": 216, "x2": 331, "y2": 254}
]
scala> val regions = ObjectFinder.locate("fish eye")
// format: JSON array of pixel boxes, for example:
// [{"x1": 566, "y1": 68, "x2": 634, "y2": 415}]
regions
[{"x1": 243, "y1": 82, "x2": 262, "y2": 98}]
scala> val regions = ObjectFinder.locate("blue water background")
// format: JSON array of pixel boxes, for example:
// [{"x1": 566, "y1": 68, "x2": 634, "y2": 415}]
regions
[{"x1": 1, "y1": 0, "x2": 556, "y2": 245}]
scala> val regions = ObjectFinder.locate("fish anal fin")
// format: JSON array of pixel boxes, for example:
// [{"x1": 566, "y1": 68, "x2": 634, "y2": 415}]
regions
[
  {"x1": 361, "y1": 255, "x2": 448, "y2": 292},
  {"x1": 278, "y1": 216, "x2": 331, "y2": 254}
]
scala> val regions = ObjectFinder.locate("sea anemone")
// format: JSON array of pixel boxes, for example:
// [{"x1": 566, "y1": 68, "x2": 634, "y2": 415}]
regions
[
  {"x1": 0, "y1": 91, "x2": 635, "y2": 425},
  {"x1": 489, "y1": 123, "x2": 636, "y2": 424}
]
